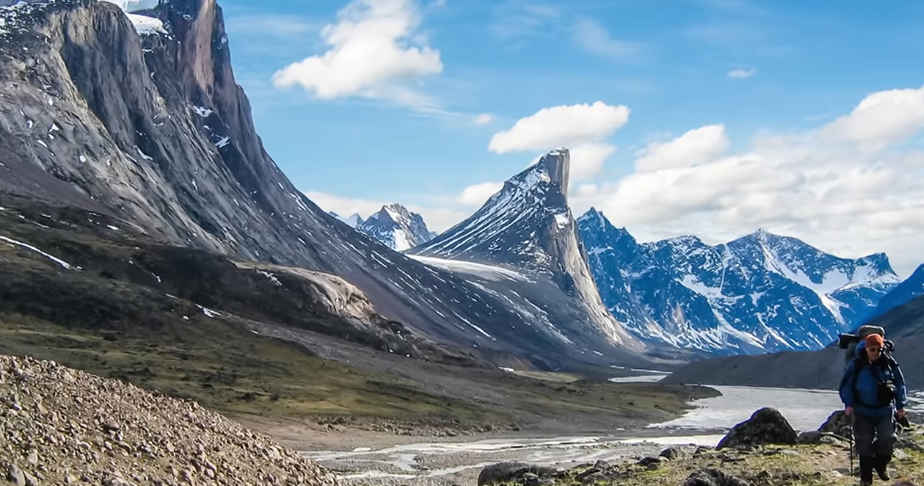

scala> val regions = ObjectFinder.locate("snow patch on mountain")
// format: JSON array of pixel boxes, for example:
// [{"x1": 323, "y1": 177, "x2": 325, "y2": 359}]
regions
[
  {"x1": 126, "y1": 13, "x2": 166, "y2": 35},
  {"x1": 408, "y1": 255, "x2": 532, "y2": 283}
]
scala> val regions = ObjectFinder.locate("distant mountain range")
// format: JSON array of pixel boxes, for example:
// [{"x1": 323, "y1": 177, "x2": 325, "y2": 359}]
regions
[
  {"x1": 576, "y1": 208, "x2": 903, "y2": 355},
  {"x1": 330, "y1": 204, "x2": 436, "y2": 252}
]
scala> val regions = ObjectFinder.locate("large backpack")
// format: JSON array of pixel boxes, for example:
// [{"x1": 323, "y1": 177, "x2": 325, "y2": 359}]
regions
[{"x1": 837, "y1": 324, "x2": 893, "y2": 364}]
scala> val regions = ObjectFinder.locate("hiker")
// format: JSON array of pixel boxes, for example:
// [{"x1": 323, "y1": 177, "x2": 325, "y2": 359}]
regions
[{"x1": 838, "y1": 333, "x2": 908, "y2": 485}]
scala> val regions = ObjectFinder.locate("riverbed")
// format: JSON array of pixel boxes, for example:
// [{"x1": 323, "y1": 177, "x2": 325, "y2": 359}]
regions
[{"x1": 300, "y1": 383, "x2": 858, "y2": 486}]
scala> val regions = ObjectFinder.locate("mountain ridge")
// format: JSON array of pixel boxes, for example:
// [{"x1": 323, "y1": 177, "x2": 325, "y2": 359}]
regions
[
  {"x1": 357, "y1": 203, "x2": 436, "y2": 252},
  {"x1": 0, "y1": 0, "x2": 650, "y2": 370},
  {"x1": 577, "y1": 208, "x2": 901, "y2": 355}
]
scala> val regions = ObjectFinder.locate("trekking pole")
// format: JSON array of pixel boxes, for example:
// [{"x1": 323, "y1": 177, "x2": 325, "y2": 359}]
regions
[{"x1": 849, "y1": 415, "x2": 854, "y2": 476}]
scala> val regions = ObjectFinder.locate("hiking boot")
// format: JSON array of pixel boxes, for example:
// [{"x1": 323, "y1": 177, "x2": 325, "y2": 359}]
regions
[
  {"x1": 874, "y1": 454, "x2": 891, "y2": 480},
  {"x1": 859, "y1": 455, "x2": 874, "y2": 485}
]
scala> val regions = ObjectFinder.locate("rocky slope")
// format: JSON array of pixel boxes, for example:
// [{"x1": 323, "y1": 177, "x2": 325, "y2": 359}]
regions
[
  {"x1": 661, "y1": 293, "x2": 924, "y2": 389},
  {"x1": 0, "y1": 0, "x2": 646, "y2": 369},
  {"x1": 409, "y1": 150, "x2": 658, "y2": 362},
  {"x1": 357, "y1": 203, "x2": 436, "y2": 252},
  {"x1": 0, "y1": 354, "x2": 337, "y2": 486},
  {"x1": 578, "y1": 208, "x2": 902, "y2": 355}
]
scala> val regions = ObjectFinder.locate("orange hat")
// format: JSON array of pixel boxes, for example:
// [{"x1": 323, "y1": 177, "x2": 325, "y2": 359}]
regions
[{"x1": 865, "y1": 334, "x2": 884, "y2": 348}]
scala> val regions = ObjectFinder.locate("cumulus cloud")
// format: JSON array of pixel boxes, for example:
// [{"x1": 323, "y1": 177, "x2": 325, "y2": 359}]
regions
[
  {"x1": 569, "y1": 83, "x2": 924, "y2": 277},
  {"x1": 272, "y1": 0, "x2": 442, "y2": 107},
  {"x1": 728, "y1": 67, "x2": 757, "y2": 78},
  {"x1": 455, "y1": 182, "x2": 504, "y2": 206},
  {"x1": 817, "y1": 83, "x2": 924, "y2": 151},
  {"x1": 570, "y1": 143, "x2": 617, "y2": 180},
  {"x1": 634, "y1": 124, "x2": 730, "y2": 172},
  {"x1": 489, "y1": 101, "x2": 630, "y2": 153}
]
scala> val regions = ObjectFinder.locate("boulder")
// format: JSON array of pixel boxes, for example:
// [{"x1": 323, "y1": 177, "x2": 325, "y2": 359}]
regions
[
  {"x1": 477, "y1": 462, "x2": 561, "y2": 486},
  {"x1": 682, "y1": 468, "x2": 750, "y2": 486},
  {"x1": 716, "y1": 408, "x2": 798, "y2": 450},
  {"x1": 797, "y1": 431, "x2": 842, "y2": 445},
  {"x1": 660, "y1": 445, "x2": 695, "y2": 460},
  {"x1": 817, "y1": 410, "x2": 851, "y2": 439}
]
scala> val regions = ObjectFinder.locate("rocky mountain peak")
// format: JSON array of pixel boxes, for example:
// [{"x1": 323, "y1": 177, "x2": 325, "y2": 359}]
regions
[
  {"x1": 533, "y1": 148, "x2": 570, "y2": 197},
  {"x1": 358, "y1": 203, "x2": 435, "y2": 252}
]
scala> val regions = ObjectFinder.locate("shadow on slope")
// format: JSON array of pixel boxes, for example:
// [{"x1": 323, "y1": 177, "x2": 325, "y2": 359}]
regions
[{"x1": 662, "y1": 294, "x2": 924, "y2": 390}]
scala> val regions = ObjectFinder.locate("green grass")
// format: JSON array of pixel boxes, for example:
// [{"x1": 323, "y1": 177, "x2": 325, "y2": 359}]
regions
[
  {"x1": 0, "y1": 313, "x2": 501, "y2": 423},
  {"x1": 489, "y1": 433, "x2": 924, "y2": 486}
]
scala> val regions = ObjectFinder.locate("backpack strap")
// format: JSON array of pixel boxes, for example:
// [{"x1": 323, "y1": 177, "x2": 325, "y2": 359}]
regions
[{"x1": 852, "y1": 356, "x2": 893, "y2": 408}]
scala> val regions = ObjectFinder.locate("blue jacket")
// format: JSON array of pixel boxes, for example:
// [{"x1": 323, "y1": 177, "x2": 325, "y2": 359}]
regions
[{"x1": 839, "y1": 340, "x2": 907, "y2": 417}]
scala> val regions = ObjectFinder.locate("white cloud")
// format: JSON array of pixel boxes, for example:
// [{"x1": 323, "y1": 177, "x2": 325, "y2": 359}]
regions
[
  {"x1": 728, "y1": 67, "x2": 757, "y2": 78},
  {"x1": 473, "y1": 113, "x2": 495, "y2": 126},
  {"x1": 488, "y1": 101, "x2": 630, "y2": 153},
  {"x1": 570, "y1": 143, "x2": 616, "y2": 180},
  {"x1": 572, "y1": 17, "x2": 643, "y2": 60},
  {"x1": 455, "y1": 182, "x2": 504, "y2": 206},
  {"x1": 634, "y1": 124, "x2": 730, "y2": 172},
  {"x1": 272, "y1": 0, "x2": 442, "y2": 106},
  {"x1": 569, "y1": 83, "x2": 924, "y2": 277},
  {"x1": 305, "y1": 191, "x2": 468, "y2": 233},
  {"x1": 818, "y1": 83, "x2": 924, "y2": 151}
]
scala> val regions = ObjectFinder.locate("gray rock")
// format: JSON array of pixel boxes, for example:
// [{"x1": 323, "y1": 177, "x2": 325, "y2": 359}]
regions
[
  {"x1": 659, "y1": 445, "x2": 693, "y2": 460},
  {"x1": 716, "y1": 408, "x2": 798, "y2": 449},
  {"x1": 683, "y1": 468, "x2": 750, "y2": 486},
  {"x1": 477, "y1": 462, "x2": 559, "y2": 486},
  {"x1": 8, "y1": 465, "x2": 26, "y2": 486}
]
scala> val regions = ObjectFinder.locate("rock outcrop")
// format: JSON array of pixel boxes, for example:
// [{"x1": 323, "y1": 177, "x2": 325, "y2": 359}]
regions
[
  {"x1": 0, "y1": 355, "x2": 337, "y2": 485},
  {"x1": 716, "y1": 408, "x2": 798, "y2": 450}
]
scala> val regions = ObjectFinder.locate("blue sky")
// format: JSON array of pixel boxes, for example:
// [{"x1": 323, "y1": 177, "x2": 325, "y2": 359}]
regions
[{"x1": 215, "y1": 0, "x2": 924, "y2": 277}]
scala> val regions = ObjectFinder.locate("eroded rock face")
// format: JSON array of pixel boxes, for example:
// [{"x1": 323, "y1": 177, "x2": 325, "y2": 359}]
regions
[
  {"x1": 716, "y1": 407, "x2": 798, "y2": 450},
  {"x1": 0, "y1": 355, "x2": 337, "y2": 485}
]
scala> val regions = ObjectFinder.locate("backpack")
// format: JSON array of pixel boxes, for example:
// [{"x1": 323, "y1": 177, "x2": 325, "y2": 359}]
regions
[{"x1": 837, "y1": 324, "x2": 893, "y2": 363}]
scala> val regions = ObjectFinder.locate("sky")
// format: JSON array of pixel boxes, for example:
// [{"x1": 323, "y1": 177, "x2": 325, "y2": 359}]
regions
[{"x1": 210, "y1": 0, "x2": 924, "y2": 278}]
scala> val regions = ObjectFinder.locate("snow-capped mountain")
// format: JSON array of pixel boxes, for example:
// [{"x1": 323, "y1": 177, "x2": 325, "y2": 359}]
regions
[
  {"x1": 577, "y1": 208, "x2": 902, "y2": 355},
  {"x1": 859, "y1": 264, "x2": 924, "y2": 326},
  {"x1": 409, "y1": 150, "x2": 647, "y2": 356},
  {"x1": 357, "y1": 204, "x2": 436, "y2": 252},
  {"x1": 0, "y1": 0, "x2": 655, "y2": 370},
  {"x1": 329, "y1": 211, "x2": 364, "y2": 228}
]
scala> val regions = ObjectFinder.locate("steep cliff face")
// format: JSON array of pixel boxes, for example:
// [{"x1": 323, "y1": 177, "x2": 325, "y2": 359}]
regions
[
  {"x1": 0, "y1": 0, "x2": 649, "y2": 369},
  {"x1": 409, "y1": 150, "x2": 646, "y2": 356}
]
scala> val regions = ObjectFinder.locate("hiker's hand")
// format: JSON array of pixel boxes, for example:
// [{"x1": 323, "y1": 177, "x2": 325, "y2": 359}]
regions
[
  {"x1": 845, "y1": 406, "x2": 854, "y2": 416},
  {"x1": 897, "y1": 408, "x2": 905, "y2": 419}
]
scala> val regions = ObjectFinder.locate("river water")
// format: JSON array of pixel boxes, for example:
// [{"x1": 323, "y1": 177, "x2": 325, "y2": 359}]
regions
[{"x1": 299, "y1": 375, "x2": 915, "y2": 486}]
